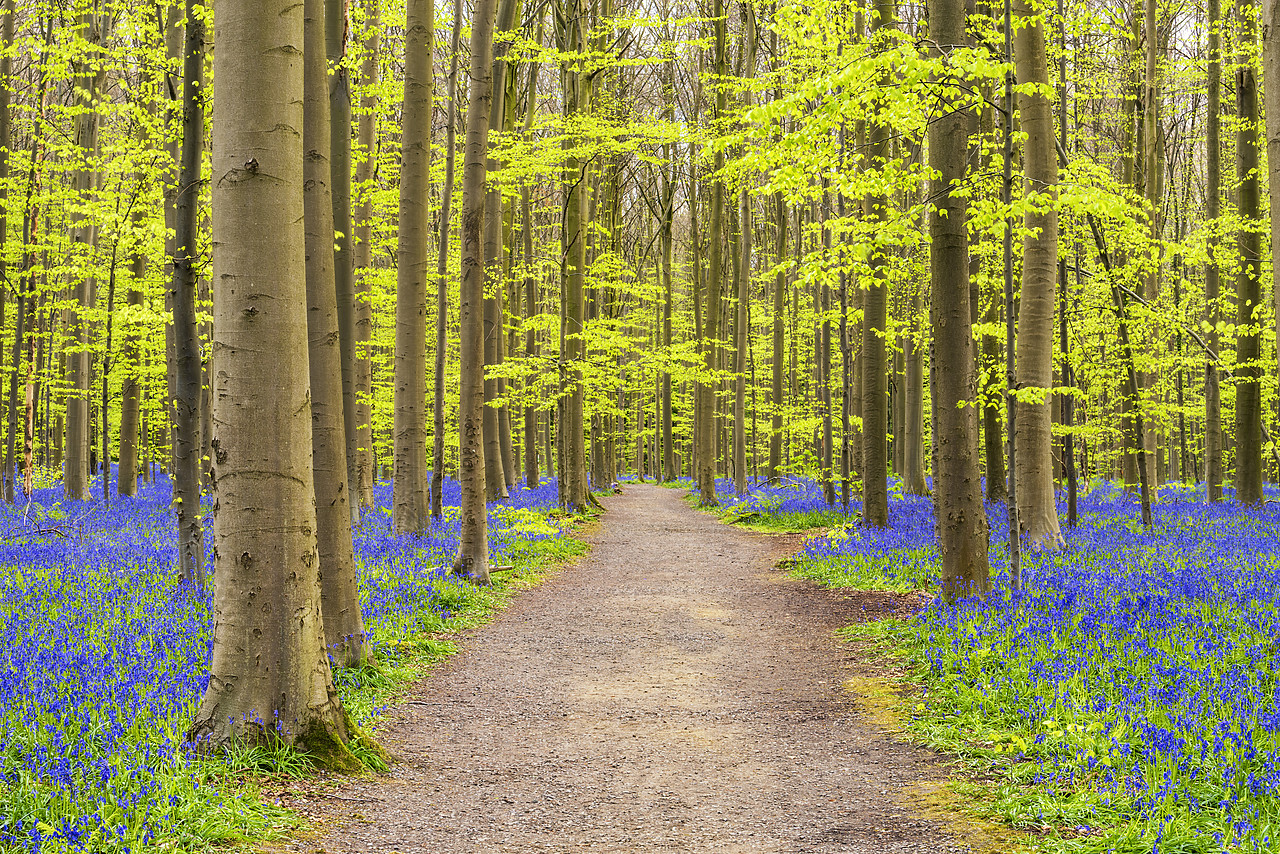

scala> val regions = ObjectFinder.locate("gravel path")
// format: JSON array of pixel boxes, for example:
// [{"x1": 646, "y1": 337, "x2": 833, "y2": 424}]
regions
[{"x1": 275, "y1": 483, "x2": 969, "y2": 853}]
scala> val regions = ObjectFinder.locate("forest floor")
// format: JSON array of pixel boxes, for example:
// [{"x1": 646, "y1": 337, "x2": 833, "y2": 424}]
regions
[{"x1": 267, "y1": 483, "x2": 978, "y2": 853}]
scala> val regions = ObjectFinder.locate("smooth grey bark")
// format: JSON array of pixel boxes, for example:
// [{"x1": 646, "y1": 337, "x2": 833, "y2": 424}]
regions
[
  {"x1": 733, "y1": 2, "x2": 756, "y2": 496},
  {"x1": 769, "y1": 193, "x2": 786, "y2": 483},
  {"x1": 353, "y1": 0, "x2": 380, "y2": 509},
  {"x1": 453, "y1": 0, "x2": 500, "y2": 583},
  {"x1": 305, "y1": 0, "x2": 370, "y2": 668},
  {"x1": 65, "y1": 8, "x2": 105, "y2": 503},
  {"x1": 432, "y1": 0, "x2": 464, "y2": 519},
  {"x1": 0, "y1": 0, "x2": 9, "y2": 496},
  {"x1": 392, "y1": 0, "x2": 434, "y2": 534},
  {"x1": 190, "y1": 0, "x2": 356, "y2": 761},
  {"x1": 903, "y1": 286, "x2": 927, "y2": 496},
  {"x1": 696, "y1": 0, "x2": 727, "y2": 507},
  {"x1": 169, "y1": 0, "x2": 206, "y2": 588},
  {"x1": 930, "y1": 0, "x2": 990, "y2": 601},
  {"x1": 862, "y1": 0, "x2": 894, "y2": 528},
  {"x1": 1236, "y1": 0, "x2": 1263, "y2": 505},
  {"x1": 1012, "y1": 0, "x2": 1063, "y2": 549},
  {"x1": 522, "y1": 49, "x2": 541, "y2": 490},
  {"x1": 556, "y1": 0, "x2": 591, "y2": 513},
  {"x1": 1205, "y1": 0, "x2": 1223, "y2": 501},
  {"x1": 482, "y1": 0, "x2": 521, "y2": 502},
  {"x1": 328, "y1": 0, "x2": 360, "y2": 520},
  {"x1": 119, "y1": 223, "x2": 145, "y2": 497},
  {"x1": 1265, "y1": 0, "x2": 1280, "y2": 482}
]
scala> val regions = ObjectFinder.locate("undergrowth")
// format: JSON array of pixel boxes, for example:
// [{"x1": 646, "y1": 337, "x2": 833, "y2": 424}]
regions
[
  {"x1": 707, "y1": 475, "x2": 1280, "y2": 854},
  {"x1": 0, "y1": 472, "x2": 586, "y2": 853}
]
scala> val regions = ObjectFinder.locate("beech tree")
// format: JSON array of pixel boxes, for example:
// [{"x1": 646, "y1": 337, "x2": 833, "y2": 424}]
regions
[{"x1": 190, "y1": 0, "x2": 356, "y2": 759}]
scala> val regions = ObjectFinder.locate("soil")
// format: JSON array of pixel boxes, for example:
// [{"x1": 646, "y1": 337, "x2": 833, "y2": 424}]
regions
[{"x1": 269, "y1": 483, "x2": 970, "y2": 853}]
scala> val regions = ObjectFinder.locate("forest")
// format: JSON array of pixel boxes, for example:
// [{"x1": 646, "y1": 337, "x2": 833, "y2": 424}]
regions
[{"x1": 3, "y1": 0, "x2": 1280, "y2": 850}]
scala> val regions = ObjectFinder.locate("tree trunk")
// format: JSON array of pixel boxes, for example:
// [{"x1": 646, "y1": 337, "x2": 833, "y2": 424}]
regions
[
  {"x1": 353, "y1": 0, "x2": 380, "y2": 509},
  {"x1": 1206, "y1": 0, "x2": 1223, "y2": 502},
  {"x1": 696, "y1": 3, "x2": 727, "y2": 507},
  {"x1": 929, "y1": 0, "x2": 990, "y2": 599},
  {"x1": 769, "y1": 193, "x2": 786, "y2": 483},
  {"x1": 191, "y1": 0, "x2": 357, "y2": 763},
  {"x1": 1236, "y1": 0, "x2": 1264, "y2": 504},
  {"x1": 903, "y1": 284, "x2": 927, "y2": 495},
  {"x1": 733, "y1": 3, "x2": 755, "y2": 495},
  {"x1": 392, "y1": 0, "x2": 434, "y2": 534},
  {"x1": 65, "y1": 10, "x2": 105, "y2": 503},
  {"x1": 1012, "y1": 0, "x2": 1063, "y2": 549},
  {"x1": 172, "y1": 2, "x2": 206, "y2": 586},
  {"x1": 119, "y1": 229, "x2": 145, "y2": 498},
  {"x1": 556, "y1": 0, "x2": 591, "y2": 513},
  {"x1": 482, "y1": 0, "x2": 521, "y2": 502},
  {"x1": 305, "y1": 0, "x2": 369, "y2": 668},
  {"x1": 0, "y1": 0, "x2": 9, "y2": 496},
  {"x1": 862, "y1": 0, "x2": 894, "y2": 528},
  {"x1": 328, "y1": 0, "x2": 360, "y2": 519},
  {"x1": 522, "y1": 46, "x2": 541, "y2": 490},
  {"x1": 453, "y1": 0, "x2": 499, "y2": 581},
  {"x1": 432, "y1": 0, "x2": 464, "y2": 518}
]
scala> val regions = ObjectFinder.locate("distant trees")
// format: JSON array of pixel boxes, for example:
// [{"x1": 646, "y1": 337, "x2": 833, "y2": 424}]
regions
[{"x1": 2, "y1": 0, "x2": 1280, "y2": 756}]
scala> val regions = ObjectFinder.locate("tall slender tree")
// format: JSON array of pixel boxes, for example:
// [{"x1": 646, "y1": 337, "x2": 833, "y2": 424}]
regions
[
  {"x1": 454, "y1": 0, "x2": 501, "y2": 581},
  {"x1": 391, "y1": 0, "x2": 434, "y2": 534},
  {"x1": 1235, "y1": 0, "x2": 1263, "y2": 505},
  {"x1": 1205, "y1": 0, "x2": 1223, "y2": 501},
  {"x1": 930, "y1": 0, "x2": 990, "y2": 601},
  {"x1": 862, "y1": 0, "x2": 895, "y2": 528},
  {"x1": 329, "y1": 0, "x2": 361, "y2": 515},
  {"x1": 433, "y1": 0, "x2": 464, "y2": 519},
  {"x1": 352, "y1": 0, "x2": 380, "y2": 510},
  {"x1": 64, "y1": 6, "x2": 105, "y2": 502},
  {"x1": 170, "y1": 0, "x2": 206, "y2": 588},
  {"x1": 305, "y1": 0, "x2": 369, "y2": 668},
  {"x1": 1012, "y1": 0, "x2": 1063, "y2": 549}
]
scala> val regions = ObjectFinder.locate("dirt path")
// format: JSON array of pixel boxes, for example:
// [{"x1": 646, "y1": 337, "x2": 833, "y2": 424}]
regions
[{"x1": 276, "y1": 484, "x2": 969, "y2": 853}]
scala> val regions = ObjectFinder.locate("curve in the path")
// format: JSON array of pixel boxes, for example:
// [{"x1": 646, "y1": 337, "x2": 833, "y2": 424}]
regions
[{"x1": 276, "y1": 483, "x2": 971, "y2": 853}]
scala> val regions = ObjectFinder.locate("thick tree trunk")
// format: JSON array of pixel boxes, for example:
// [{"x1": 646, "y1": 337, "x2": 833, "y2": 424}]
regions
[
  {"x1": 861, "y1": 0, "x2": 894, "y2": 527},
  {"x1": 1236, "y1": 0, "x2": 1264, "y2": 504},
  {"x1": 392, "y1": 0, "x2": 434, "y2": 534},
  {"x1": 453, "y1": 0, "x2": 499, "y2": 581},
  {"x1": 1206, "y1": 0, "x2": 1223, "y2": 501},
  {"x1": 172, "y1": 3, "x2": 206, "y2": 586},
  {"x1": 1012, "y1": 0, "x2": 1063, "y2": 550},
  {"x1": 191, "y1": 0, "x2": 356, "y2": 762},
  {"x1": 353, "y1": 0, "x2": 380, "y2": 509},
  {"x1": 929, "y1": 0, "x2": 989, "y2": 599},
  {"x1": 305, "y1": 0, "x2": 369, "y2": 668},
  {"x1": 65, "y1": 11, "x2": 105, "y2": 503}
]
